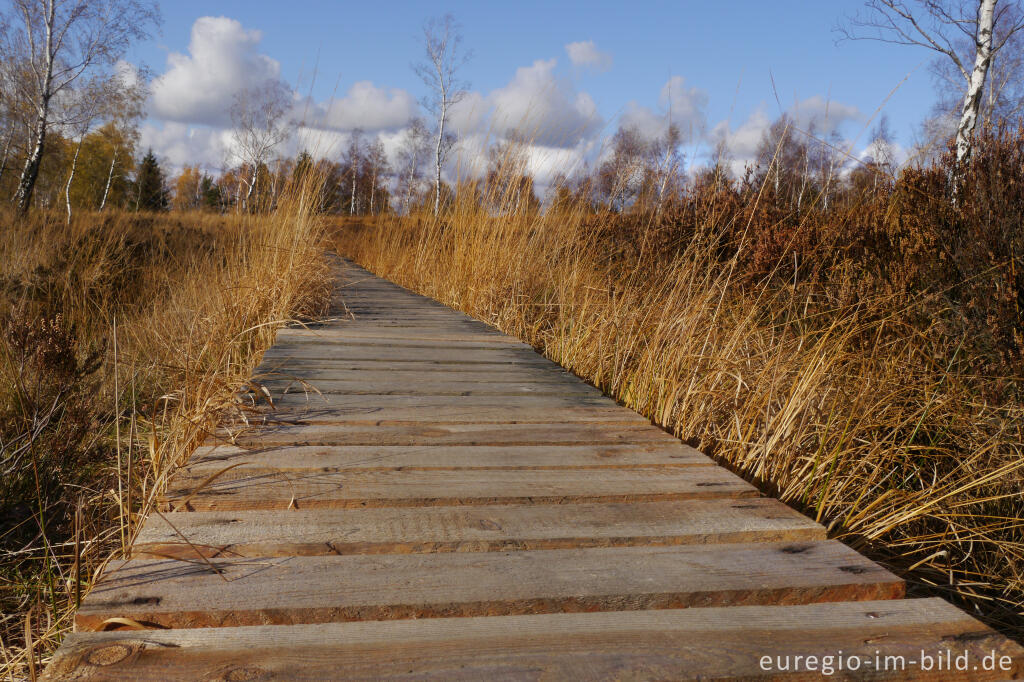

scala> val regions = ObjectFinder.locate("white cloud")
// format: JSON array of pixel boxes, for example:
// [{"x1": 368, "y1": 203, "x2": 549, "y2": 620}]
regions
[
  {"x1": 485, "y1": 59, "x2": 602, "y2": 147},
  {"x1": 139, "y1": 121, "x2": 231, "y2": 172},
  {"x1": 525, "y1": 143, "x2": 589, "y2": 187},
  {"x1": 448, "y1": 90, "x2": 489, "y2": 137},
  {"x1": 787, "y1": 96, "x2": 861, "y2": 136},
  {"x1": 709, "y1": 108, "x2": 772, "y2": 168},
  {"x1": 619, "y1": 75, "x2": 708, "y2": 143},
  {"x1": 150, "y1": 17, "x2": 281, "y2": 126},
  {"x1": 565, "y1": 41, "x2": 612, "y2": 71},
  {"x1": 310, "y1": 81, "x2": 418, "y2": 132}
]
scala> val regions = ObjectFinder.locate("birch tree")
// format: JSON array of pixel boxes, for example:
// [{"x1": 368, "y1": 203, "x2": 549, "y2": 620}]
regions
[
  {"x1": 395, "y1": 117, "x2": 430, "y2": 213},
  {"x1": 344, "y1": 128, "x2": 363, "y2": 215},
  {"x1": 0, "y1": 0, "x2": 159, "y2": 214},
  {"x1": 839, "y1": 0, "x2": 1024, "y2": 166},
  {"x1": 229, "y1": 80, "x2": 293, "y2": 213},
  {"x1": 63, "y1": 73, "x2": 144, "y2": 222},
  {"x1": 413, "y1": 14, "x2": 470, "y2": 216},
  {"x1": 365, "y1": 139, "x2": 389, "y2": 215},
  {"x1": 927, "y1": 2, "x2": 1024, "y2": 133}
]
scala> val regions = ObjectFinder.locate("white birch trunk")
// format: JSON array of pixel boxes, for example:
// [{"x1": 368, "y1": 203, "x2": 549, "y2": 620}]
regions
[
  {"x1": 955, "y1": 0, "x2": 996, "y2": 167},
  {"x1": 434, "y1": 98, "x2": 446, "y2": 216},
  {"x1": 350, "y1": 165, "x2": 357, "y2": 216},
  {"x1": 245, "y1": 165, "x2": 258, "y2": 212},
  {"x1": 65, "y1": 138, "x2": 84, "y2": 225},
  {"x1": 100, "y1": 149, "x2": 118, "y2": 210},
  {"x1": 15, "y1": 0, "x2": 56, "y2": 214}
]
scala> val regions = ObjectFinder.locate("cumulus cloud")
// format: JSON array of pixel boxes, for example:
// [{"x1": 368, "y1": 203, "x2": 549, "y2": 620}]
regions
[
  {"x1": 447, "y1": 90, "x2": 489, "y2": 136},
  {"x1": 708, "y1": 108, "x2": 772, "y2": 167},
  {"x1": 787, "y1": 96, "x2": 861, "y2": 136},
  {"x1": 139, "y1": 121, "x2": 232, "y2": 172},
  {"x1": 150, "y1": 17, "x2": 281, "y2": 126},
  {"x1": 565, "y1": 41, "x2": 612, "y2": 71},
  {"x1": 619, "y1": 75, "x2": 708, "y2": 143},
  {"x1": 311, "y1": 81, "x2": 418, "y2": 131},
  {"x1": 484, "y1": 59, "x2": 602, "y2": 147}
]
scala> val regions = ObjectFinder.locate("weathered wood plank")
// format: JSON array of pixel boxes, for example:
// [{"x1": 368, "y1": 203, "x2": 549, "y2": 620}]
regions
[
  {"x1": 227, "y1": 404, "x2": 648, "y2": 425},
  {"x1": 275, "y1": 328, "x2": 524, "y2": 343},
  {"x1": 231, "y1": 392, "x2": 619, "y2": 411},
  {"x1": 255, "y1": 369, "x2": 586, "y2": 386},
  {"x1": 273, "y1": 331, "x2": 529, "y2": 347},
  {"x1": 213, "y1": 422, "x2": 683, "y2": 447},
  {"x1": 280, "y1": 319, "x2": 499, "y2": 329},
  {"x1": 133, "y1": 498, "x2": 825, "y2": 559},
  {"x1": 74, "y1": 542, "x2": 904, "y2": 630},
  {"x1": 260, "y1": 344, "x2": 554, "y2": 364},
  {"x1": 257, "y1": 379, "x2": 603, "y2": 397},
  {"x1": 47, "y1": 600, "x2": 1024, "y2": 681},
  {"x1": 252, "y1": 360, "x2": 569, "y2": 376},
  {"x1": 160, "y1": 465, "x2": 756, "y2": 511},
  {"x1": 186, "y1": 443, "x2": 708, "y2": 471}
]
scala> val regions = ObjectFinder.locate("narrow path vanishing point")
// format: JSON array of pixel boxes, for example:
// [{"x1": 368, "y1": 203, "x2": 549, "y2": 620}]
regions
[{"x1": 44, "y1": 258, "x2": 1023, "y2": 679}]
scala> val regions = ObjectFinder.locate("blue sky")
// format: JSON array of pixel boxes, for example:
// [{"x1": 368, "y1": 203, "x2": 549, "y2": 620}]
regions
[{"x1": 130, "y1": 1, "x2": 941, "y2": 177}]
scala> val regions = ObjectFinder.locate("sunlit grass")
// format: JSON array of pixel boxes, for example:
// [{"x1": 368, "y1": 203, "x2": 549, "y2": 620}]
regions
[
  {"x1": 335, "y1": 150, "x2": 1024, "y2": 637},
  {"x1": 0, "y1": 180, "x2": 331, "y2": 678}
]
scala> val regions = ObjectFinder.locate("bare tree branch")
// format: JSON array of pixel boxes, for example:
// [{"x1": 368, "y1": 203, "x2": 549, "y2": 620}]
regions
[
  {"x1": 412, "y1": 13, "x2": 471, "y2": 216},
  {"x1": 0, "y1": 0, "x2": 159, "y2": 214},
  {"x1": 838, "y1": 0, "x2": 1024, "y2": 167}
]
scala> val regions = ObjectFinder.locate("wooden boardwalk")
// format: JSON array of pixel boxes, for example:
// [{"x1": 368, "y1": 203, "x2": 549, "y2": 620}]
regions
[{"x1": 45, "y1": 260, "x2": 1023, "y2": 679}]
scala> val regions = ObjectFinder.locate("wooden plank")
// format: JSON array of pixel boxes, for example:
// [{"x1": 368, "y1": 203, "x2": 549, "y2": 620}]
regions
[
  {"x1": 274, "y1": 328, "x2": 523, "y2": 343},
  {"x1": 260, "y1": 344, "x2": 553, "y2": 364},
  {"x1": 225, "y1": 404, "x2": 649, "y2": 425},
  {"x1": 74, "y1": 542, "x2": 904, "y2": 630},
  {"x1": 212, "y1": 422, "x2": 683, "y2": 447},
  {"x1": 160, "y1": 465, "x2": 756, "y2": 511},
  {"x1": 279, "y1": 319, "x2": 501, "y2": 330},
  {"x1": 185, "y1": 443, "x2": 711, "y2": 471},
  {"x1": 275, "y1": 328, "x2": 524, "y2": 342},
  {"x1": 254, "y1": 369, "x2": 585, "y2": 385},
  {"x1": 232, "y1": 392, "x2": 619, "y2": 410},
  {"x1": 332, "y1": 315, "x2": 482, "y2": 323},
  {"x1": 133, "y1": 498, "x2": 825, "y2": 559},
  {"x1": 333, "y1": 304, "x2": 464, "y2": 312},
  {"x1": 256, "y1": 379, "x2": 603, "y2": 396},
  {"x1": 270, "y1": 333, "x2": 520, "y2": 346},
  {"x1": 47, "y1": 600, "x2": 1024, "y2": 681},
  {"x1": 253, "y1": 359, "x2": 568, "y2": 374}
]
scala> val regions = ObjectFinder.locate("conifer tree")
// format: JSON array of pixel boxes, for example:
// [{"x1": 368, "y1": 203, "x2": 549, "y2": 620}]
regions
[{"x1": 136, "y1": 148, "x2": 168, "y2": 212}]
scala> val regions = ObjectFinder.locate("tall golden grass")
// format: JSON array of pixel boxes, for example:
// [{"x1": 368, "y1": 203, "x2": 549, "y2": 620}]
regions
[
  {"x1": 0, "y1": 192, "x2": 330, "y2": 678},
  {"x1": 335, "y1": 154, "x2": 1024, "y2": 637}
]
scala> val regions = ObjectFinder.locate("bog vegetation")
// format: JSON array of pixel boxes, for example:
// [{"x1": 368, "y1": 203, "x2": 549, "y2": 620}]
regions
[
  {"x1": 0, "y1": 203, "x2": 329, "y2": 677},
  {"x1": 336, "y1": 124, "x2": 1024, "y2": 640},
  {"x1": 3, "y1": 0, "x2": 1024, "y2": 677}
]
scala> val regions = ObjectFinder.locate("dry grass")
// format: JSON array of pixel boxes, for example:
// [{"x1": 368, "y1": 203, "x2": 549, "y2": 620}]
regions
[
  {"x1": 0, "y1": 194, "x2": 330, "y2": 678},
  {"x1": 335, "y1": 169, "x2": 1024, "y2": 638}
]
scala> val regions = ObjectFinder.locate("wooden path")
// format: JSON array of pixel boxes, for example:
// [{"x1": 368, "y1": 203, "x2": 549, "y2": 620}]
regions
[{"x1": 45, "y1": 260, "x2": 1023, "y2": 679}]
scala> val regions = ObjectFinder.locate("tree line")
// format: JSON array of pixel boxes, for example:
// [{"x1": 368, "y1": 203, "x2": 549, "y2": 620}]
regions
[{"x1": 3, "y1": 1, "x2": 1023, "y2": 219}]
